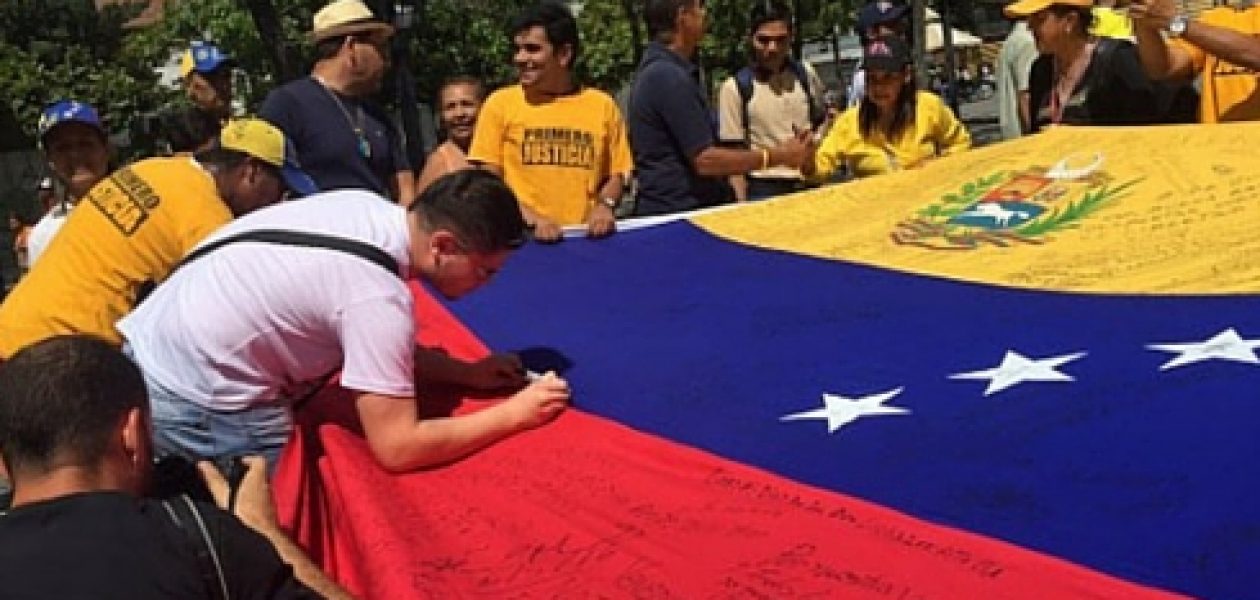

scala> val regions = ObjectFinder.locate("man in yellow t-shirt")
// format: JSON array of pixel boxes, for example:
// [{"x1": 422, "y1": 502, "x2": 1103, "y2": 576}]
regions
[
  {"x1": 468, "y1": 3, "x2": 632, "y2": 242},
  {"x1": 1131, "y1": 0, "x2": 1260, "y2": 122},
  {"x1": 0, "y1": 119, "x2": 315, "y2": 359}
]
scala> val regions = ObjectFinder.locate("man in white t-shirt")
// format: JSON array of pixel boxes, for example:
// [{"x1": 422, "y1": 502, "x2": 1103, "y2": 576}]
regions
[{"x1": 118, "y1": 170, "x2": 570, "y2": 472}]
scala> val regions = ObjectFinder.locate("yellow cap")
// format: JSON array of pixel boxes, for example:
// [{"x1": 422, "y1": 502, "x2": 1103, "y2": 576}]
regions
[
  {"x1": 1004, "y1": 0, "x2": 1093, "y2": 18},
  {"x1": 217, "y1": 119, "x2": 317, "y2": 196}
]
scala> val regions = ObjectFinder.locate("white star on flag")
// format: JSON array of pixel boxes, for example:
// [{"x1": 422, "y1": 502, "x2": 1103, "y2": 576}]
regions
[
  {"x1": 949, "y1": 350, "x2": 1086, "y2": 396},
  {"x1": 780, "y1": 387, "x2": 909, "y2": 433},
  {"x1": 1146, "y1": 328, "x2": 1260, "y2": 371}
]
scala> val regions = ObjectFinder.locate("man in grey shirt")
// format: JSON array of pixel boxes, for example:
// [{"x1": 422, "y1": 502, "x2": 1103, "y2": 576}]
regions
[{"x1": 997, "y1": 20, "x2": 1038, "y2": 140}]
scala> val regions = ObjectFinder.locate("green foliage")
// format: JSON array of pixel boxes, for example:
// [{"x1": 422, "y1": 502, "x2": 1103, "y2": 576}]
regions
[
  {"x1": 124, "y1": 0, "x2": 322, "y2": 110},
  {"x1": 576, "y1": 0, "x2": 640, "y2": 94},
  {"x1": 0, "y1": 0, "x2": 162, "y2": 150},
  {"x1": 410, "y1": 0, "x2": 531, "y2": 101}
]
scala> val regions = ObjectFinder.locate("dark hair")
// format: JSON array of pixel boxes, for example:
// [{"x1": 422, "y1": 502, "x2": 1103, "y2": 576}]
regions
[
  {"x1": 1047, "y1": 5, "x2": 1094, "y2": 35},
  {"x1": 511, "y1": 2, "x2": 581, "y2": 66},
  {"x1": 858, "y1": 69, "x2": 917, "y2": 139},
  {"x1": 438, "y1": 75, "x2": 486, "y2": 103},
  {"x1": 749, "y1": 0, "x2": 792, "y2": 35},
  {"x1": 161, "y1": 106, "x2": 222, "y2": 154},
  {"x1": 645, "y1": 0, "x2": 691, "y2": 42},
  {"x1": 0, "y1": 335, "x2": 147, "y2": 474},
  {"x1": 410, "y1": 169, "x2": 527, "y2": 253}
]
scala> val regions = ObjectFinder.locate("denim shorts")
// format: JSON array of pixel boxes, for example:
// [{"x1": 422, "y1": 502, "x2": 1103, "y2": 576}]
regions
[
  {"x1": 129, "y1": 358, "x2": 293, "y2": 472},
  {"x1": 147, "y1": 385, "x2": 292, "y2": 472}
]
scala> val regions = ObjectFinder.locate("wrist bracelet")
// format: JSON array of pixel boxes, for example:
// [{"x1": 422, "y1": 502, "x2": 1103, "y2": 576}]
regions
[{"x1": 760, "y1": 148, "x2": 771, "y2": 171}]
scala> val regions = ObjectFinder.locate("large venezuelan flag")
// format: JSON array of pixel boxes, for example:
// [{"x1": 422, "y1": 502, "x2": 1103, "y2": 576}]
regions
[{"x1": 274, "y1": 124, "x2": 1260, "y2": 599}]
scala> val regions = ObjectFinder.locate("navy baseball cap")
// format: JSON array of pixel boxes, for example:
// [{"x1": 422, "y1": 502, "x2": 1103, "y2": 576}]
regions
[
  {"x1": 863, "y1": 36, "x2": 912, "y2": 72},
  {"x1": 857, "y1": 0, "x2": 909, "y2": 33}
]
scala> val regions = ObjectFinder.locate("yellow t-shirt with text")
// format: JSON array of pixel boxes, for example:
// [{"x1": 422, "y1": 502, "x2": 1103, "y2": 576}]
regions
[
  {"x1": 810, "y1": 91, "x2": 971, "y2": 181},
  {"x1": 0, "y1": 157, "x2": 231, "y2": 358},
  {"x1": 1172, "y1": 5, "x2": 1260, "y2": 123},
  {"x1": 468, "y1": 85, "x2": 634, "y2": 225}
]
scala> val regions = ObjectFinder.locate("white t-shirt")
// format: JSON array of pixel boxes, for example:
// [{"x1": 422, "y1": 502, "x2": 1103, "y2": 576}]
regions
[
  {"x1": 26, "y1": 203, "x2": 73, "y2": 266},
  {"x1": 118, "y1": 190, "x2": 416, "y2": 411}
]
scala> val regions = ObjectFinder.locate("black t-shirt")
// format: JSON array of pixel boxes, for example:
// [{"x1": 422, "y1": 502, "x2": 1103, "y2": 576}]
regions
[
  {"x1": 0, "y1": 491, "x2": 317, "y2": 600},
  {"x1": 1028, "y1": 38, "x2": 1162, "y2": 132},
  {"x1": 260, "y1": 77, "x2": 410, "y2": 198}
]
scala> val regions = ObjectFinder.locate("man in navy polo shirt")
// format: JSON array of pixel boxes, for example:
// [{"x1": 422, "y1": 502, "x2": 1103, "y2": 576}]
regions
[
  {"x1": 628, "y1": 0, "x2": 813, "y2": 217},
  {"x1": 260, "y1": 0, "x2": 414, "y2": 203}
]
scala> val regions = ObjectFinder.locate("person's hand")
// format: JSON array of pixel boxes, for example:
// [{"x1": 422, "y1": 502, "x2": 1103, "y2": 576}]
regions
[
  {"x1": 771, "y1": 127, "x2": 816, "y2": 171},
  {"x1": 531, "y1": 218, "x2": 563, "y2": 244},
  {"x1": 463, "y1": 353, "x2": 527, "y2": 390},
  {"x1": 504, "y1": 371, "x2": 570, "y2": 430},
  {"x1": 197, "y1": 456, "x2": 279, "y2": 535},
  {"x1": 1129, "y1": 0, "x2": 1177, "y2": 31},
  {"x1": 586, "y1": 204, "x2": 616, "y2": 239}
]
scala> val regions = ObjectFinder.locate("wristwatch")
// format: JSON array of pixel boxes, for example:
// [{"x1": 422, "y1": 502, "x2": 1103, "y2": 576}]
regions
[
  {"x1": 1168, "y1": 14, "x2": 1189, "y2": 38},
  {"x1": 597, "y1": 196, "x2": 620, "y2": 210}
]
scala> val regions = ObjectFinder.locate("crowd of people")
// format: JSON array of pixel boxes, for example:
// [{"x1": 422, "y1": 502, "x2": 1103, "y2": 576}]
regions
[{"x1": 1, "y1": 0, "x2": 1258, "y2": 596}]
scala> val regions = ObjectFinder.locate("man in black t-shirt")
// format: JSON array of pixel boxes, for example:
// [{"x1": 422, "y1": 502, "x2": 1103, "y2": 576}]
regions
[
  {"x1": 260, "y1": 0, "x2": 413, "y2": 203},
  {"x1": 0, "y1": 336, "x2": 350, "y2": 599}
]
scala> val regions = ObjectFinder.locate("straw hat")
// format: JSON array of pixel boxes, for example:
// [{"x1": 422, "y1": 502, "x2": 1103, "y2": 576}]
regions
[{"x1": 311, "y1": 0, "x2": 395, "y2": 42}]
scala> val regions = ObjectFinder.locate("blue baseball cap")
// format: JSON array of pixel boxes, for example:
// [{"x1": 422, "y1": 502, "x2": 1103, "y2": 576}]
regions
[
  {"x1": 38, "y1": 100, "x2": 106, "y2": 145},
  {"x1": 857, "y1": 0, "x2": 909, "y2": 33},
  {"x1": 181, "y1": 41, "x2": 235, "y2": 78}
]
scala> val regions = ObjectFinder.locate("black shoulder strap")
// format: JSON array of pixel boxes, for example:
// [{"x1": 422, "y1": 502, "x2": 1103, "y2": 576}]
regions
[
  {"x1": 162, "y1": 494, "x2": 230, "y2": 600},
  {"x1": 735, "y1": 66, "x2": 755, "y2": 144},
  {"x1": 177, "y1": 229, "x2": 400, "y2": 278},
  {"x1": 737, "y1": 61, "x2": 825, "y2": 143},
  {"x1": 787, "y1": 58, "x2": 826, "y2": 128}
]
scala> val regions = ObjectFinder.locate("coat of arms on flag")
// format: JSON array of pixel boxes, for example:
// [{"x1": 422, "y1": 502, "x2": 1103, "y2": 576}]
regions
[{"x1": 891, "y1": 152, "x2": 1141, "y2": 250}]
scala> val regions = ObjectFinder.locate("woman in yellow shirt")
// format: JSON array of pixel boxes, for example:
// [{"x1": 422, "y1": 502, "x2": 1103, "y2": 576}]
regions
[{"x1": 804, "y1": 36, "x2": 971, "y2": 181}]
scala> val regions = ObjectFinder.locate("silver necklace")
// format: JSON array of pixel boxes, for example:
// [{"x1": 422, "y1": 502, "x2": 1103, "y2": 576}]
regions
[{"x1": 312, "y1": 75, "x2": 372, "y2": 159}]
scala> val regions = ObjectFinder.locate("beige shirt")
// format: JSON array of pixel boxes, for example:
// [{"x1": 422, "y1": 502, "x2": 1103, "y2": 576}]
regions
[{"x1": 718, "y1": 61, "x2": 825, "y2": 180}]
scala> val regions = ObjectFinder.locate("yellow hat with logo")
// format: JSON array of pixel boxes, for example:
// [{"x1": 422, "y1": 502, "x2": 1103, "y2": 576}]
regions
[
  {"x1": 217, "y1": 119, "x2": 318, "y2": 196},
  {"x1": 1004, "y1": 0, "x2": 1093, "y2": 18}
]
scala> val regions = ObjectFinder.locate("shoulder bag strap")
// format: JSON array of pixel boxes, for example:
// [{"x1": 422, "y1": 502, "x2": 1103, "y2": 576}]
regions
[
  {"x1": 161, "y1": 494, "x2": 230, "y2": 600},
  {"x1": 176, "y1": 229, "x2": 400, "y2": 278}
]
